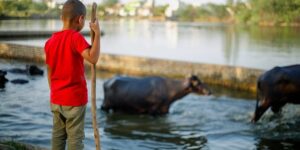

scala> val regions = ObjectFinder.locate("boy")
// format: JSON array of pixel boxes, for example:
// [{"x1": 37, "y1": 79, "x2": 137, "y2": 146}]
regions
[{"x1": 44, "y1": 0, "x2": 100, "y2": 149}]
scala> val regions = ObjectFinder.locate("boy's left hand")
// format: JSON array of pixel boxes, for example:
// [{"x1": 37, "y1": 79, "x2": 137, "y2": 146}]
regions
[{"x1": 90, "y1": 19, "x2": 100, "y2": 35}]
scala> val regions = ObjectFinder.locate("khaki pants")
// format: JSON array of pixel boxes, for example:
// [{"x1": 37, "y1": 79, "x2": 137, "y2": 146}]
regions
[{"x1": 51, "y1": 103, "x2": 86, "y2": 150}]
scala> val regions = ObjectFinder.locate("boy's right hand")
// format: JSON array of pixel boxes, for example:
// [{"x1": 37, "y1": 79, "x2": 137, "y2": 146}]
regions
[
  {"x1": 82, "y1": 18, "x2": 101, "y2": 64},
  {"x1": 90, "y1": 19, "x2": 100, "y2": 35}
]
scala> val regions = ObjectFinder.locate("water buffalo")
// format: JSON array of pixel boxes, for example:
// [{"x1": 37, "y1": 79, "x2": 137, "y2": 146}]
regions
[
  {"x1": 10, "y1": 79, "x2": 29, "y2": 84},
  {"x1": 1, "y1": 69, "x2": 29, "y2": 86},
  {"x1": 8, "y1": 65, "x2": 44, "y2": 76},
  {"x1": 252, "y1": 65, "x2": 300, "y2": 123},
  {"x1": 101, "y1": 75, "x2": 211, "y2": 115},
  {"x1": 0, "y1": 70, "x2": 8, "y2": 88}
]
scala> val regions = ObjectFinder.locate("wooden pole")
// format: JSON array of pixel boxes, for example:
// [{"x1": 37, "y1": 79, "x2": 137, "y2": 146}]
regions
[{"x1": 90, "y1": 3, "x2": 101, "y2": 150}]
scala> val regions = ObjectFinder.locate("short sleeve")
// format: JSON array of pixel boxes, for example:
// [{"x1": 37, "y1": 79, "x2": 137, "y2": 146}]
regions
[
  {"x1": 44, "y1": 39, "x2": 50, "y2": 65},
  {"x1": 72, "y1": 32, "x2": 91, "y2": 54}
]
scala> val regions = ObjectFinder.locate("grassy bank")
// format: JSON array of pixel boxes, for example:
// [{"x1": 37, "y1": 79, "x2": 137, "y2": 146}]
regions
[{"x1": 0, "y1": 140, "x2": 47, "y2": 150}]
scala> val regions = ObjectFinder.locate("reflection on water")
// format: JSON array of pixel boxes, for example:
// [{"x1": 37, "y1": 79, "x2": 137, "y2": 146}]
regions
[
  {"x1": 256, "y1": 138, "x2": 300, "y2": 150},
  {"x1": 165, "y1": 21, "x2": 178, "y2": 49},
  {"x1": 103, "y1": 114, "x2": 208, "y2": 150},
  {"x1": 223, "y1": 25, "x2": 239, "y2": 66},
  {"x1": 0, "y1": 19, "x2": 299, "y2": 69},
  {"x1": 1, "y1": 59, "x2": 300, "y2": 149}
]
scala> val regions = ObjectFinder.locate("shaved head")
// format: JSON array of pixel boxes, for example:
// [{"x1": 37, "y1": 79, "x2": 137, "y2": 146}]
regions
[{"x1": 62, "y1": 0, "x2": 86, "y2": 22}]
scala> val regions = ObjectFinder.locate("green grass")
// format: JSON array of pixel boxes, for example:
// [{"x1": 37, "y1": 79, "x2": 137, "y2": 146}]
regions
[{"x1": 0, "y1": 141, "x2": 27, "y2": 150}]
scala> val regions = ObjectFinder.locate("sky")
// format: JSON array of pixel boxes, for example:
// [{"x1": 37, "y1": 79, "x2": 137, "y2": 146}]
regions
[{"x1": 55, "y1": 0, "x2": 226, "y2": 5}]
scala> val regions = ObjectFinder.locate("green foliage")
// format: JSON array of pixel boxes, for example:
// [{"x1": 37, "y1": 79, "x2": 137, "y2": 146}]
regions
[
  {"x1": 233, "y1": 1, "x2": 253, "y2": 24},
  {"x1": 0, "y1": 0, "x2": 58, "y2": 19},
  {"x1": 177, "y1": 3, "x2": 228, "y2": 21},
  {"x1": 205, "y1": 3, "x2": 228, "y2": 18},
  {"x1": 153, "y1": 5, "x2": 168, "y2": 17},
  {"x1": 102, "y1": 0, "x2": 119, "y2": 7},
  {"x1": 1, "y1": 0, "x2": 300, "y2": 26},
  {"x1": 98, "y1": 5, "x2": 106, "y2": 13},
  {"x1": 243, "y1": 0, "x2": 300, "y2": 25},
  {"x1": 177, "y1": 5, "x2": 198, "y2": 21},
  {"x1": 1, "y1": 141, "x2": 27, "y2": 150},
  {"x1": 30, "y1": 2, "x2": 48, "y2": 12},
  {"x1": 173, "y1": 0, "x2": 300, "y2": 25}
]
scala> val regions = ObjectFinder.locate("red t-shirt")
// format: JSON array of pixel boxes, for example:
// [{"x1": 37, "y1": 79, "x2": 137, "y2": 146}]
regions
[{"x1": 44, "y1": 29, "x2": 90, "y2": 106}]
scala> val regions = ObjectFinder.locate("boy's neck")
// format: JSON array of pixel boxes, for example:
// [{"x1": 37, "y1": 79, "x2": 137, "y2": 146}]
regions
[{"x1": 62, "y1": 21, "x2": 80, "y2": 31}]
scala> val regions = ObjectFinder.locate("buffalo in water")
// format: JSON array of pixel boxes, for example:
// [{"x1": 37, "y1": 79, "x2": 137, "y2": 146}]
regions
[
  {"x1": 0, "y1": 69, "x2": 29, "y2": 86},
  {"x1": 8, "y1": 65, "x2": 44, "y2": 76},
  {"x1": 252, "y1": 65, "x2": 300, "y2": 122},
  {"x1": 0, "y1": 64, "x2": 43, "y2": 87},
  {"x1": 101, "y1": 75, "x2": 211, "y2": 115},
  {"x1": 0, "y1": 70, "x2": 8, "y2": 88}
]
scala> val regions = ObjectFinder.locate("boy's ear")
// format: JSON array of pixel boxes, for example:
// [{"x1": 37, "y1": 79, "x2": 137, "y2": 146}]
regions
[{"x1": 79, "y1": 15, "x2": 85, "y2": 24}]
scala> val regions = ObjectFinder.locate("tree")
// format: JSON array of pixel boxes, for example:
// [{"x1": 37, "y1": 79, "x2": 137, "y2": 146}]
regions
[
  {"x1": 102, "y1": 0, "x2": 119, "y2": 7},
  {"x1": 227, "y1": 0, "x2": 234, "y2": 6}
]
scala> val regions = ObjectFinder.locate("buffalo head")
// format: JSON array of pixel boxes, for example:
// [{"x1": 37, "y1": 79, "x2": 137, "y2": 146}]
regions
[
  {"x1": 0, "y1": 70, "x2": 8, "y2": 88},
  {"x1": 26, "y1": 65, "x2": 44, "y2": 76},
  {"x1": 188, "y1": 75, "x2": 211, "y2": 95}
]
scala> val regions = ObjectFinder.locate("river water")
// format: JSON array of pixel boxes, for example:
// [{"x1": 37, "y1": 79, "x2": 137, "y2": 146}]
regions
[
  {"x1": 0, "y1": 19, "x2": 300, "y2": 70},
  {"x1": 0, "y1": 59, "x2": 300, "y2": 150},
  {"x1": 0, "y1": 19, "x2": 300, "y2": 149}
]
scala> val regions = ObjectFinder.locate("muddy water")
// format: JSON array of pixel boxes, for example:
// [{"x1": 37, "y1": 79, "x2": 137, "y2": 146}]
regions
[{"x1": 0, "y1": 59, "x2": 300, "y2": 150}]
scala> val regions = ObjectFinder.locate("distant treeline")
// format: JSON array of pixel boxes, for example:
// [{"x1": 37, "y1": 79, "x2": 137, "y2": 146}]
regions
[
  {"x1": 1, "y1": 0, "x2": 300, "y2": 26},
  {"x1": 173, "y1": 0, "x2": 300, "y2": 26},
  {"x1": 245, "y1": 0, "x2": 300, "y2": 26},
  {"x1": 0, "y1": 0, "x2": 59, "y2": 19}
]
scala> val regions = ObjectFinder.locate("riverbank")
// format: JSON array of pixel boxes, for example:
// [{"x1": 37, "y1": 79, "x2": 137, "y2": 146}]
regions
[
  {"x1": 0, "y1": 42, "x2": 264, "y2": 93},
  {"x1": 0, "y1": 30, "x2": 104, "y2": 39},
  {"x1": 3, "y1": 16, "x2": 300, "y2": 27},
  {"x1": 0, "y1": 140, "x2": 47, "y2": 150}
]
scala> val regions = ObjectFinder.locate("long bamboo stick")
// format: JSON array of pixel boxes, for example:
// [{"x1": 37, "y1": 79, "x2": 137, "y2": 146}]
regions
[{"x1": 90, "y1": 2, "x2": 101, "y2": 150}]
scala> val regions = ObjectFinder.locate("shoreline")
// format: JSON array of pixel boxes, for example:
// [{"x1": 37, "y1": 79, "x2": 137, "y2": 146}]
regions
[
  {"x1": 1, "y1": 17, "x2": 300, "y2": 27},
  {"x1": 0, "y1": 42, "x2": 264, "y2": 93},
  {"x1": 0, "y1": 30, "x2": 105, "y2": 39},
  {"x1": 0, "y1": 140, "x2": 48, "y2": 150}
]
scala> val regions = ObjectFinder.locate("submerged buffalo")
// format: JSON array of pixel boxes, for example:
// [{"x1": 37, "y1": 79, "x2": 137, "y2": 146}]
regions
[
  {"x1": 0, "y1": 70, "x2": 8, "y2": 88},
  {"x1": 252, "y1": 65, "x2": 300, "y2": 123},
  {"x1": 10, "y1": 79, "x2": 29, "y2": 84},
  {"x1": 8, "y1": 65, "x2": 44, "y2": 76},
  {"x1": 1, "y1": 69, "x2": 29, "y2": 87},
  {"x1": 101, "y1": 75, "x2": 211, "y2": 115}
]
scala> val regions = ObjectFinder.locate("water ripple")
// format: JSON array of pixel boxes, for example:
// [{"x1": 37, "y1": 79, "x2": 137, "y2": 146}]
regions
[{"x1": 1, "y1": 59, "x2": 300, "y2": 149}]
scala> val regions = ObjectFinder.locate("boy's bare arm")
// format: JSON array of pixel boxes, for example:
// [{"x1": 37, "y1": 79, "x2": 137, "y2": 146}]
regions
[
  {"x1": 47, "y1": 65, "x2": 51, "y2": 88},
  {"x1": 81, "y1": 19, "x2": 100, "y2": 64}
]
